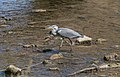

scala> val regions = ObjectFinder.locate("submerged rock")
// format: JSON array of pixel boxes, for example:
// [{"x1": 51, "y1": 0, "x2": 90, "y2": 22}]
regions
[
  {"x1": 42, "y1": 49, "x2": 60, "y2": 54},
  {"x1": 42, "y1": 49, "x2": 53, "y2": 53},
  {"x1": 104, "y1": 53, "x2": 119, "y2": 61},
  {"x1": 50, "y1": 53, "x2": 64, "y2": 60},
  {"x1": 33, "y1": 49, "x2": 60, "y2": 54}
]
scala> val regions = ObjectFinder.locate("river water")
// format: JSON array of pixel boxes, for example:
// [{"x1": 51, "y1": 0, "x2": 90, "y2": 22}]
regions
[{"x1": 0, "y1": 0, "x2": 120, "y2": 77}]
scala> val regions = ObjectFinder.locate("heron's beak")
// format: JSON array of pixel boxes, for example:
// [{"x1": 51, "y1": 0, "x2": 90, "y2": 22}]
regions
[
  {"x1": 46, "y1": 28, "x2": 53, "y2": 31},
  {"x1": 46, "y1": 26, "x2": 53, "y2": 30}
]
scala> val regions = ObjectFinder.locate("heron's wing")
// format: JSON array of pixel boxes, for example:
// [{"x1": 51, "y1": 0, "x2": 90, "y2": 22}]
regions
[{"x1": 57, "y1": 28, "x2": 82, "y2": 38}]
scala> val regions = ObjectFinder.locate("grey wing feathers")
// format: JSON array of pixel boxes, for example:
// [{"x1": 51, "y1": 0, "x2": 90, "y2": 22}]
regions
[{"x1": 57, "y1": 28, "x2": 82, "y2": 38}]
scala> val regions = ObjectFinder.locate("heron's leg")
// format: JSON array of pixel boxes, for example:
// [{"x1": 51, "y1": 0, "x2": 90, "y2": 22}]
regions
[
  {"x1": 64, "y1": 38, "x2": 75, "y2": 46},
  {"x1": 64, "y1": 39, "x2": 71, "y2": 45},
  {"x1": 68, "y1": 38, "x2": 75, "y2": 45},
  {"x1": 68, "y1": 38, "x2": 74, "y2": 51},
  {"x1": 59, "y1": 38, "x2": 64, "y2": 49}
]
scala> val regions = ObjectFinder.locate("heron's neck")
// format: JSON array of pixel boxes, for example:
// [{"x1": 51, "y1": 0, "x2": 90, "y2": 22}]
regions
[{"x1": 52, "y1": 29, "x2": 57, "y2": 35}]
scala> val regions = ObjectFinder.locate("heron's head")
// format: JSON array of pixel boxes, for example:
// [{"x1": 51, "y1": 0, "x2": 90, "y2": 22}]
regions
[{"x1": 47, "y1": 25, "x2": 58, "y2": 30}]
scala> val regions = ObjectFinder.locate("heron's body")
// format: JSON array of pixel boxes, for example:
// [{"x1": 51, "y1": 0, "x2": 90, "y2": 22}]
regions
[
  {"x1": 57, "y1": 28, "x2": 82, "y2": 38},
  {"x1": 48, "y1": 25, "x2": 83, "y2": 50}
]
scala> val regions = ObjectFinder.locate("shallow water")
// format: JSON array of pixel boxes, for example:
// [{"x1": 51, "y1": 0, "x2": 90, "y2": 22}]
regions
[{"x1": 0, "y1": 0, "x2": 120, "y2": 77}]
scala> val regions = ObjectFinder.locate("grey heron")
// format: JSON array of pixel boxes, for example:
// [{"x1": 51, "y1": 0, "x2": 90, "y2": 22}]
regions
[{"x1": 47, "y1": 25, "x2": 83, "y2": 50}]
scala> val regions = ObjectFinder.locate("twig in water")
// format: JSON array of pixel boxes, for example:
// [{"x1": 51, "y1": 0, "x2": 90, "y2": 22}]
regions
[{"x1": 68, "y1": 63, "x2": 120, "y2": 76}]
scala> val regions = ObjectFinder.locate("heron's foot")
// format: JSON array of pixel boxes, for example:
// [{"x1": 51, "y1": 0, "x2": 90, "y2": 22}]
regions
[
  {"x1": 58, "y1": 46, "x2": 62, "y2": 50},
  {"x1": 60, "y1": 44, "x2": 63, "y2": 48},
  {"x1": 68, "y1": 45, "x2": 73, "y2": 52}
]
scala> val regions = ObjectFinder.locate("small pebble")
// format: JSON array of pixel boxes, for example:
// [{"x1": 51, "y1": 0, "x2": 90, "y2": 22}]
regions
[
  {"x1": 42, "y1": 60, "x2": 51, "y2": 64},
  {"x1": 93, "y1": 60, "x2": 99, "y2": 64},
  {"x1": 48, "y1": 67, "x2": 60, "y2": 71},
  {"x1": 8, "y1": 31, "x2": 13, "y2": 34},
  {"x1": 77, "y1": 15, "x2": 86, "y2": 20},
  {"x1": 0, "y1": 25, "x2": 9, "y2": 27},
  {"x1": 32, "y1": 9, "x2": 46, "y2": 13},
  {"x1": 28, "y1": 22, "x2": 37, "y2": 25},
  {"x1": 97, "y1": 38, "x2": 107, "y2": 44},
  {"x1": 111, "y1": 45, "x2": 119, "y2": 49},
  {"x1": 23, "y1": 44, "x2": 37, "y2": 48}
]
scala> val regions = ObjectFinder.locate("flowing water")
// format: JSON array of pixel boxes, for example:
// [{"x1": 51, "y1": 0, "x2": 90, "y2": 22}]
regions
[{"x1": 0, "y1": 0, "x2": 120, "y2": 77}]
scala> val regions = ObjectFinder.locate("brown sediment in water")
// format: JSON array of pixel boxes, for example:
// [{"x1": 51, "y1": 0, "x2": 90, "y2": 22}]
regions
[{"x1": 0, "y1": 0, "x2": 120, "y2": 77}]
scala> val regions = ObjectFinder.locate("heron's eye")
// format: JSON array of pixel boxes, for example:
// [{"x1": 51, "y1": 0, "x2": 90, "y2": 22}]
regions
[
  {"x1": 54, "y1": 27, "x2": 56, "y2": 30},
  {"x1": 49, "y1": 31, "x2": 52, "y2": 34}
]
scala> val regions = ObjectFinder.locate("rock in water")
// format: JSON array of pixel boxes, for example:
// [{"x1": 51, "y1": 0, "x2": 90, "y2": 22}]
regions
[
  {"x1": 50, "y1": 53, "x2": 64, "y2": 60},
  {"x1": 76, "y1": 35, "x2": 92, "y2": 43},
  {"x1": 76, "y1": 35, "x2": 92, "y2": 45},
  {"x1": 5, "y1": 65, "x2": 22, "y2": 77},
  {"x1": 97, "y1": 38, "x2": 107, "y2": 44},
  {"x1": 104, "y1": 53, "x2": 119, "y2": 61}
]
